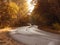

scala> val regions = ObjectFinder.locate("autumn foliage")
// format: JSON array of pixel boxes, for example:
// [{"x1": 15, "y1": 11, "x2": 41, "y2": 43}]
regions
[
  {"x1": 31, "y1": 0, "x2": 60, "y2": 30},
  {"x1": 0, "y1": 0, "x2": 29, "y2": 28},
  {"x1": 0, "y1": 0, "x2": 60, "y2": 32}
]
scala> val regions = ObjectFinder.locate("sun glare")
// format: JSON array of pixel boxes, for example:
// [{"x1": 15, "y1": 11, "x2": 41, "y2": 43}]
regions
[{"x1": 27, "y1": 0, "x2": 36, "y2": 15}]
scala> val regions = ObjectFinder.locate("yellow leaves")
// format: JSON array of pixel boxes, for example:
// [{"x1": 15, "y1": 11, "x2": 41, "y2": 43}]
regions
[
  {"x1": 9, "y1": 2, "x2": 19, "y2": 14},
  {"x1": 53, "y1": 23, "x2": 60, "y2": 30},
  {"x1": 8, "y1": 2, "x2": 19, "y2": 19},
  {"x1": 0, "y1": 1, "x2": 20, "y2": 28},
  {"x1": 0, "y1": 27, "x2": 11, "y2": 33}
]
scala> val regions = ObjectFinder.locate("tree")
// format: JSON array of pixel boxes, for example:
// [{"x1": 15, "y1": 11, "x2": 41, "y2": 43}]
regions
[
  {"x1": 0, "y1": 1, "x2": 19, "y2": 28},
  {"x1": 31, "y1": 0, "x2": 60, "y2": 30}
]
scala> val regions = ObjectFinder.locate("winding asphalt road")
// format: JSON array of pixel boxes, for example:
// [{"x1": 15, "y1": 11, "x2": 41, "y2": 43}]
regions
[{"x1": 9, "y1": 25, "x2": 60, "y2": 45}]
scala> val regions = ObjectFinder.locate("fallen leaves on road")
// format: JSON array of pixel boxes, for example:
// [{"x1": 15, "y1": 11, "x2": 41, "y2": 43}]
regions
[{"x1": 0, "y1": 28, "x2": 25, "y2": 45}]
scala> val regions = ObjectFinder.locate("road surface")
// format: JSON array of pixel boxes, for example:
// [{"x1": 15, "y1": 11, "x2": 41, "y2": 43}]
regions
[{"x1": 9, "y1": 25, "x2": 60, "y2": 45}]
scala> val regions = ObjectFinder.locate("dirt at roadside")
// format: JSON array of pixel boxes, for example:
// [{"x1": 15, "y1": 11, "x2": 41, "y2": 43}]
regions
[{"x1": 0, "y1": 29, "x2": 25, "y2": 45}]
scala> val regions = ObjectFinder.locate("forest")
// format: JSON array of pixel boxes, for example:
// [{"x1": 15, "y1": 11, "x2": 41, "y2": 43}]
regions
[{"x1": 0, "y1": 0, "x2": 60, "y2": 33}]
